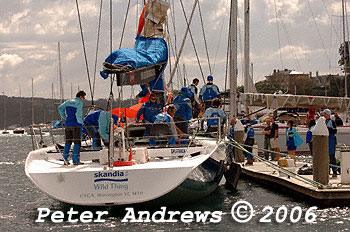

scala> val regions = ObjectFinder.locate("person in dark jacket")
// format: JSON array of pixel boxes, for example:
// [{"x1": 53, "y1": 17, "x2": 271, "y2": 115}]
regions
[
  {"x1": 323, "y1": 109, "x2": 338, "y2": 177},
  {"x1": 188, "y1": 78, "x2": 200, "y2": 117},
  {"x1": 306, "y1": 120, "x2": 316, "y2": 155},
  {"x1": 83, "y1": 110, "x2": 119, "y2": 150},
  {"x1": 58, "y1": 90, "x2": 86, "y2": 165}
]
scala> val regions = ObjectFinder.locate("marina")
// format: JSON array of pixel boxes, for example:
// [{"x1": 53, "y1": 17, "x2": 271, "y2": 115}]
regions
[{"x1": 241, "y1": 160, "x2": 350, "y2": 207}]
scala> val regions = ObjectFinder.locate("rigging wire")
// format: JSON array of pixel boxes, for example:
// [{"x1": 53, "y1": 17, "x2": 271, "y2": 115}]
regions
[
  {"x1": 92, "y1": 0, "x2": 103, "y2": 105},
  {"x1": 223, "y1": 8, "x2": 232, "y2": 111},
  {"x1": 179, "y1": 0, "x2": 205, "y2": 84},
  {"x1": 212, "y1": 13, "x2": 226, "y2": 75},
  {"x1": 273, "y1": 0, "x2": 284, "y2": 69},
  {"x1": 197, "y1": 1, "x2": 212, "y2": 75},
  {"x1": 119, "y1": 0, "x2": 131, "y2": 49},
  {"x1": 305, "y1": 0, "x2": 332, "y2": 69},
  {"x1": 75, "y1": 0, "x2": 93, "y2": 103},
  {"x1": 168, "y1": 0, "x2": 200, "y2": 88}
]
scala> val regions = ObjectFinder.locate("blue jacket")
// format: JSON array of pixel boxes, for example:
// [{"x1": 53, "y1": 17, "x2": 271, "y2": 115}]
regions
[
  {"x1": 306, "y1": 126, "x2": 314, "y2": 144},
  {"x1": 84, "y1": 110, "x2": 118, "y2": 140},
  {"x1": 202, "y1": 107, "x2": 226, "y2": 126},
  {"x1": 245, "y1": 125, "x2": 255, "y2": 138},
  {"x1": 285, "y1": 127, "x2": 296, "y2": 144},
  {"x1": 136, "y1": 101, "x2": 162, "y2": 124},
  {"x1": 199, "y1": 83, "x2": 220, "y2": 102},
  {"x1": 58, "y1": 97, "x2": 84, "y2": 127},
  {"x1": 173, "y1": 89, "x2": 193, "y2": 121}
]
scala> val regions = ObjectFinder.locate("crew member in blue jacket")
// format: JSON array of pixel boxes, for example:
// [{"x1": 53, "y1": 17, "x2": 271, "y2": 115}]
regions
[
  {"x1": 83, "y1": 110, "x2": 119, "y2": 150},
  {"x1": 202, "y1": 98, "x2": 226, "y2": 134},
  {"x1": 58, "y1": 90, "x2": 86, "y2": 165},
  {"x1": 199, "y1": 75, "x2": 220, "y2": 109},
  {"x1": 323, "y1": 109, "x2": 338, "y2": 177},
  {"x1": 173, "y1": 86, "x2": 193, "y2": 134},
  {"x1": 136, "y1": 93, "x2": 162, "y2": 144}
]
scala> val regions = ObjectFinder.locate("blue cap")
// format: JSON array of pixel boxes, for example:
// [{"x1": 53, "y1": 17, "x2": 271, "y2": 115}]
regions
[
  {"x1": 112, "y1": 115, "x2": 119, "y2": 125},
  {"x1": 207, "y1": 75, "x2": 213, "y2": 81}
]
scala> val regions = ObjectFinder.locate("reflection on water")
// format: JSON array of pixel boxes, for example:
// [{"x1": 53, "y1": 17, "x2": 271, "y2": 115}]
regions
[{"x1": 0, "y1": 135, "x2": 349, "y2": 231}]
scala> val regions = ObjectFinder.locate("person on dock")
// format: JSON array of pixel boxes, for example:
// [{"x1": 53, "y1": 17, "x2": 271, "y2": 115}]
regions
[
  {"x1": 335, "y1": 114, "x2": 343, "y2": 126},
  {"x1": 188, "y1": 78, "x2": 200, "y2": 118},
  {"x1": 150, "y1": 104, "x2": 186, "y2": 147},
  {"x1": 199, "y1": 75, "x2": 220, "y2": 109},
  {"x1": 83, "y1": 110, "x2": 119, "y2": 150},
  {"x1": 270, "y1": 117, "x2": 280, "y2": 161},
  {"x1": 285, "y1": 120, "x2": 297, "y2": 163},
  {"x1": 226, "y1": 118, "x2": 236, "y2": 160},
  {"x1": 244, "y1": 120, "x2": 255, "y2": 165},
  {"x1": 307, "y1": 107, "x2": 318, "y2": 121},
  {"x1": 323, "y1": 109, "x2": 338, "y2": 177},
  {"x1": 58, "y1": 90, "x2": 86, "y2": 165},
  {"x1": 202, "y1": 98, "x2": 226, "y2": 135},
  {"x1": 262, "y1": 118, "x2": 271, "y2": 160},
  {"x1": 173, "y1": 86, "x2": 193, "y2": 134},
  {"x1": 306, "y1": 119, "x2": 316, "y2": 156},
  {"x1": 136, "y1": 93, "x2": 162, "y2": 145}
]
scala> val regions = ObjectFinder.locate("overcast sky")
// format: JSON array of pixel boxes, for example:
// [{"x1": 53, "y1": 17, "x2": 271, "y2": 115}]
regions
[{"x1": 0, "y1": 0, "x2": 347, "y2": 99}]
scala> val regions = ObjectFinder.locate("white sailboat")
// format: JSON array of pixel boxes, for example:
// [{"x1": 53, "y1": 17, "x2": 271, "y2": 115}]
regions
[{"x1": 25, "y1": 0, "x2": 239, "y2": 206}]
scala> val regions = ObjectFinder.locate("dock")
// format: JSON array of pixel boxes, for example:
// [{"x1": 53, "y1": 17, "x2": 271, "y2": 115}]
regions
[{"x1": 240, "y1": 161, "x2": 350, "y2": 207}]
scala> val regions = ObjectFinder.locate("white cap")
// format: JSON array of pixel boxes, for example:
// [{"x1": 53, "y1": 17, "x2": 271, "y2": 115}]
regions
[{"x1": 311, "y1": 117, "x2": 329, "y2": 136}]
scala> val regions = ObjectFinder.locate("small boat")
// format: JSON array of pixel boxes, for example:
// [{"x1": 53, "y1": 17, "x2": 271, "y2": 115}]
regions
[{"x1": 13, "y1": 127, "x2": 25, "y2": 134}]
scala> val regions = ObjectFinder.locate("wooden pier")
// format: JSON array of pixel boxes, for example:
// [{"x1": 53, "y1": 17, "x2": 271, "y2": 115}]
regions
[{"x1": 241, "y1": 161, "x2": 350, "y2": 207}]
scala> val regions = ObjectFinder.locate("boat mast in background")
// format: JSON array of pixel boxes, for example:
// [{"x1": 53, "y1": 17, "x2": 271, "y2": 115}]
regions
[
  {"x1": 342, "y1": 0, "x2": 349, "y2": 97},
  {"x1": 58, "y1": 42, "x2": 64, "y2": 103},
  {"x1": 244, "y1": 0, "x2": 250, "y2": 93},
  {"x1": 229, "y1": 0, "x2": 238, "y2": 119}
]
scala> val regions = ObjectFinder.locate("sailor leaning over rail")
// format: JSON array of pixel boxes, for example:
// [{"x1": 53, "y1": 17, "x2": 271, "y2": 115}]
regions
[
  {"x1": 323, "y1": 109, "x2": 338, "y2": 177},
  {"x1": 136, "y1": 93, "x2": 162, "y2": 145},
  {"x1": 58, "y1": 90, "x2": 86, "y2": 165},
  {"x1": 82, "y1": 110, "x2": 119, "y2": 150}
]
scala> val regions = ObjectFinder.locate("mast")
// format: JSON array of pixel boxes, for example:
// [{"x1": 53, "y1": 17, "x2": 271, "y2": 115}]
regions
[
  {"x1": 342, "y1": 0, "x2": 349, "y2": 97},
  {"x1": 31, "y1": 78, "x2": 34, "y2": 125},
  {"x1": 19, "y1": 84, "x2": 22, "y2": 125},
  {"x1": 229, "y1": 0, "x2": 238, "y2": 119},
  {"x1": 2, "y1": 92, "x2": 6, "y2": 129},
  {"x1": 244, "y1": 0, "x2": 250, "y2": 93},
  {"x1": 58, "y1": 42, "x2": 64, "y2": 103}
]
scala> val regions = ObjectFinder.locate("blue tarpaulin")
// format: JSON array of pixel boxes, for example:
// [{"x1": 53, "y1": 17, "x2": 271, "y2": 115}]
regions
[{"x1": 100, "y1": 34, "x2": 168, "y2": 79}]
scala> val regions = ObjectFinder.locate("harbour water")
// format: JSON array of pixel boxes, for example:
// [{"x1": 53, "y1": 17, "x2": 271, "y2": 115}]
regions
[{"x1": 1, "y1": 135, "x2": 349, "y2": 231}]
